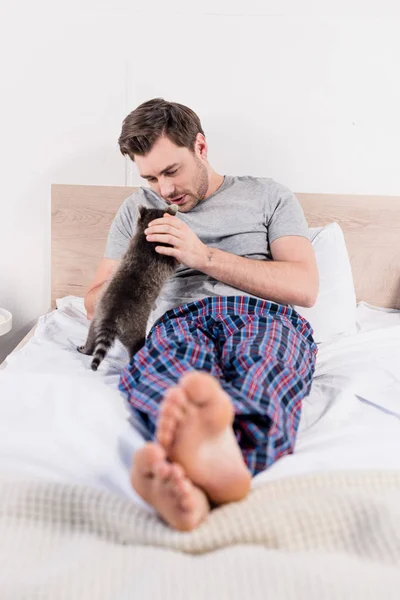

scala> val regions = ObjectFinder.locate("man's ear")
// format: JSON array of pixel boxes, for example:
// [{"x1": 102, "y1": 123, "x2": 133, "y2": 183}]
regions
[
  {"x1": 195, "y1": 132, "x2": 208, "y2": 160},
  {"x1": 138, "y1": 205, "x2": 147, "y2": 220}
]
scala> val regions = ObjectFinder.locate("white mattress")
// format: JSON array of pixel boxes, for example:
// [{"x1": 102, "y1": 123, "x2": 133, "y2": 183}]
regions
[{"x1": 1, "y1": 296, "x2": 400, "y2": 512}]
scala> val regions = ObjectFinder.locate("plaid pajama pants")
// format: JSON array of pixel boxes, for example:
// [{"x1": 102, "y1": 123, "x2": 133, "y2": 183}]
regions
[{"x1": 119, "y1": 296, "x2": 318, "y2": 476}]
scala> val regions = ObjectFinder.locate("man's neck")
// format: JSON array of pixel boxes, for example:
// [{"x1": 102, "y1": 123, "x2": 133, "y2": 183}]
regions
[{"x1": 205, "y1": 171, "x2": 225, "y2": 199}]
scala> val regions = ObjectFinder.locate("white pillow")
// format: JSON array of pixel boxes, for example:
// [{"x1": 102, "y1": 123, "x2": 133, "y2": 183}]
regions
[{"x1": 293, "y1": 222, "x2": 357, "y2": 344}]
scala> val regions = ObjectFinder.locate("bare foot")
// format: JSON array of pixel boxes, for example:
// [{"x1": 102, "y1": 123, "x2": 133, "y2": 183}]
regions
[
  {"x1": 156, "y1": 371, "x2": 252, "y2": 506},
  {"x1": 130, "y1": 442, "x2": 210, "y2": 531}
]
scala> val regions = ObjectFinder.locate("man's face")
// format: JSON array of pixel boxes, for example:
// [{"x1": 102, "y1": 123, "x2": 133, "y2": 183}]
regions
[{"x1": 134, "y1": 135, "x2": 209, "y2": 213}]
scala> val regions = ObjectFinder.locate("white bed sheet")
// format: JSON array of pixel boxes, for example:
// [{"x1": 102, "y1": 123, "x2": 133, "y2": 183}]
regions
[{"x1": 1, "y1": 296, "x2": 400, "y2": 510}]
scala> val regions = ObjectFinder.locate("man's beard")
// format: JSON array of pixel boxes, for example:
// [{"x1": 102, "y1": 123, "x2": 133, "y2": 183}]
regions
[
  {"x1": 192, "y1": 158, "x2": 209, "y2": 203},
  {"x1": 166, "y1": 159, "x2": 209, "y2": 210}
]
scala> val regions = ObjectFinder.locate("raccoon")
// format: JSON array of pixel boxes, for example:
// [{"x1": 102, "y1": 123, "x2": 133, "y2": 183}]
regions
[{"x1": 77, "y1": 204, "x2": 179, "y2": 371}]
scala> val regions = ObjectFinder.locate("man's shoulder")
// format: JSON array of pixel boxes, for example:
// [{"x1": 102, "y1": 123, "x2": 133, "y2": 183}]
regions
[
  {"x1": 226, "y1": 176, "x2": 292, "y2": 204},
  {"x1": 228, "y1": 175, "x2": 272, "y2": 187},
  {"x1": 231, "y1": 175, "x2": 291, "y2": 189}
]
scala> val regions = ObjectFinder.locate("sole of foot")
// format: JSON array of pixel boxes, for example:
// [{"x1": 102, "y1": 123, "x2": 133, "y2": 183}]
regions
[{"x1": 156, "y1": 371, "x2": 252, "y2": 506}]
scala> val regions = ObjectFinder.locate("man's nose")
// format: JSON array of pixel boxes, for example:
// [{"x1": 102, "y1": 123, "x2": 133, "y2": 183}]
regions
[{"x1": 159, "y1": 179, "x2": 175, "y2": 199}]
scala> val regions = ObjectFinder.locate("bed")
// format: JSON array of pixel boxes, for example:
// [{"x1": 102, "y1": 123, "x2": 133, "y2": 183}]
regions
[{"x1": 0, "y1": 184, "x2": 400, "y2": 599}]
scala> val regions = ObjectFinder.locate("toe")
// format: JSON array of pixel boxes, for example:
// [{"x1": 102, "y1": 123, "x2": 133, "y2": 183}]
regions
[
  {"x1": 179, "y1": 371, "x2": 226, "y2": 405},
  {"x1": 134, "y1": 442, "x2": 166, "y2": 475},
  {"x1": 156, "y1": 417, "x2": 175, "y2": 447},
  {"x1": 178, "y1": 371, "x2": 234, "y2": 429},
  {"x1": 169, "y1": 465, "x2": 192, "y2": 503},
  {"x1": 156, "y1": 389, "x2": 187, "y2": 448},
  {"x1": 154, "y1": 460, "x2": 173, "y2": 483},
  {"x1": 159, "y1": 404, "x2": 183, "y2": 426},
  {"x1": 161, "y1": 388, "x2": 187, "y2": 419},
  {"x1": 168, "y1": 465, "x2": 195, "y2": 511},
  {"x1": 170, "y1": 463, "x2": 184, "y2": 482},
  {"x1": 179, "y1": 486, "x2": 195, "y2": 512}
]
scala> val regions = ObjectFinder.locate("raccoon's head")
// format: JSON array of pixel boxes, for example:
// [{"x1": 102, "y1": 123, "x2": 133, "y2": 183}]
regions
[{"x1": 137, "y1": 204, "x2": 178, "y2": 230}]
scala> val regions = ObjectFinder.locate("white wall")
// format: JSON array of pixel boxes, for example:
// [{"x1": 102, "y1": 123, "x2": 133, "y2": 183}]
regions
[{"x1": 1, "y1": 0, "x2": 399, "y2": 362}]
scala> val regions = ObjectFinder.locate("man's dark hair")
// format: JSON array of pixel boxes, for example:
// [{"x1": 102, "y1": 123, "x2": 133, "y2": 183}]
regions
[{"x1": 118, "y1": 98, "x2": 205, "y2": 160}]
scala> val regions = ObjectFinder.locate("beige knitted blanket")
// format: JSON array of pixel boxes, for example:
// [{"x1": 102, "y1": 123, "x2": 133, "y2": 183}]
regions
[{"x1": 1, "y1": 470, "x2": 400, "y2": 599}]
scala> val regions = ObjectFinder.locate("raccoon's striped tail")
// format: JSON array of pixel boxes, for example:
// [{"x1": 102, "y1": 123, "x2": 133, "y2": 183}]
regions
[{"x1": 91, "y1": 321, "x2": 117, "y2": 371}]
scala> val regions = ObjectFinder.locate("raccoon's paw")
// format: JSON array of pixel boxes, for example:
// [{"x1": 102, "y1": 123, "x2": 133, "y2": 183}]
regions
[{"x1": 77, "y1": 345, "x2": 86, "y2": 354}]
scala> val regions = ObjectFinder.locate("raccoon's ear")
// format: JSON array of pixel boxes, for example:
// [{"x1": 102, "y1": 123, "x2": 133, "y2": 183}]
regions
[
  {"x1": 167, "y1": 204, "x2": 179, "y2": 216},
  {"x1": 137, "y1": 205, "x2": 147, "y2": 220}
]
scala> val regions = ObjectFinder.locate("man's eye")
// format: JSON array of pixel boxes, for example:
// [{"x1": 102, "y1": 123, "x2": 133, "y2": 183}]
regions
[{"x1": 166, "y1": 170, "x2": 177, "y2": 176}]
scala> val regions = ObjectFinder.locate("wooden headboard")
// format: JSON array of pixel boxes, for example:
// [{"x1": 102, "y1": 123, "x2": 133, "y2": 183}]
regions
[{"x1": 51, "y1": 184, "x2": 400, "y2": 309}]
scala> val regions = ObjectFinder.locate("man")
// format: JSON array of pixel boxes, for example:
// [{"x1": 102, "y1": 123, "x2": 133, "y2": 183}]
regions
[{"x1": 85, "y1": 98, "x2": 319, "y2": 531}]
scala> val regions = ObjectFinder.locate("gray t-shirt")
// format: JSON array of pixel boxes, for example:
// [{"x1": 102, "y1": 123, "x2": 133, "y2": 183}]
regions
[{"x1": 104, "y1": 175, "x2": 309, "y2": 333}]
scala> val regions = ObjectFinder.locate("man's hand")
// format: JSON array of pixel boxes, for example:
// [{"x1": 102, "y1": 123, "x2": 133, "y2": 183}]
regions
[{"x1": 145, "y1": 213, "x2": 208, "y2": 270}]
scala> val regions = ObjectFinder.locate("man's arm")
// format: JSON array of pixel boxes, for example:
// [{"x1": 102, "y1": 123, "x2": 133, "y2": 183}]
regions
[
  {"x1": 145, "y1": 214, "x2": 319, "y2": 308},
  {"x1": 199, "y1": 236, "x2": 319, "y2": 308},
  {"x1": 84, "y1": 258, "x2": 119, "y2": 319}
]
